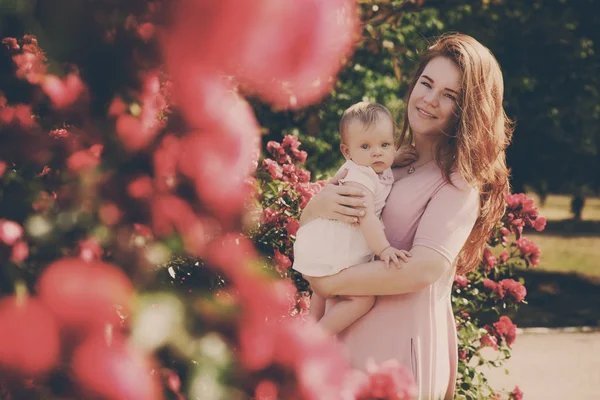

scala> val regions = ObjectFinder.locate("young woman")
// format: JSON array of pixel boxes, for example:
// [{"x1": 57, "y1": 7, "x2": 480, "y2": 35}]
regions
[{"x1": 301, "y1": 33, "x2": 513, "y2": 399}]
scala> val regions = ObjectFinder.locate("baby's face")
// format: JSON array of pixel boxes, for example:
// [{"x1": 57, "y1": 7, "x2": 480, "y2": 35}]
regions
[{"x1": 341, "y1": 116, "x2": 395, "y2": 174}]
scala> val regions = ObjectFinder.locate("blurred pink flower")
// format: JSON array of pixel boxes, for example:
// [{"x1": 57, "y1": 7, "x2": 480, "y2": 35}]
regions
[{"x1": 0, "y1": 219, "x2": 23, "y2": 246}]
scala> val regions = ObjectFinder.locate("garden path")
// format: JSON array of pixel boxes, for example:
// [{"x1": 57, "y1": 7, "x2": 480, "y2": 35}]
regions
[{"x1": 483, "y1": 329, "x2": 600, "y2": 399}]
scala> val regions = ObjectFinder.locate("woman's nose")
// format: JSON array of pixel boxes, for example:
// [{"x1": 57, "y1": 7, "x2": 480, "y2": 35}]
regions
[{"x1": 424, "y1": 92, "x2": 439, "y2": 107}]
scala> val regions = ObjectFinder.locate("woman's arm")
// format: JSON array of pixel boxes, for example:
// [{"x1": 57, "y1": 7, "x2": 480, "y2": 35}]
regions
[
  {"x1": 299, "y1": 182, "x2": 367, "y2": 226},
  {"x1": 307, "y1": 174, "x2": 480, "y2": 297},
  {"x1": 306, "y1": 245, "x2": 450, "y2": 296}
]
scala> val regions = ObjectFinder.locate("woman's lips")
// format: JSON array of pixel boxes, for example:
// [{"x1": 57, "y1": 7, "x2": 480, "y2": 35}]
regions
[{"x1": 417, "y1": 107, "x2": 437, "y2": 119}]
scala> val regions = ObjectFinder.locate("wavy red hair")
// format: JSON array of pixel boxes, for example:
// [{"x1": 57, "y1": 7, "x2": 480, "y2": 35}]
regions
[{"x1": 398, "y1": 33, "x2": 514, "y2": 274}]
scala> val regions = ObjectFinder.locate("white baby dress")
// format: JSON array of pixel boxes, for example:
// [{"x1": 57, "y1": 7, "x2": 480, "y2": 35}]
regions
[{"x1": 292, "y1": 160, "x2": 394, "y2": 277}]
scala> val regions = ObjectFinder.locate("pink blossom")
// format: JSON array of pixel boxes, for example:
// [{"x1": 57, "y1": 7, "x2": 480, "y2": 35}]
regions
[
  {"x1": 483, "y1": 278, "x2": 498, "y2": 293},
  {"x1": 282, "y1": 135, "x2": 301, "y2": 152},
  {"x1": 533, "y1": 216, "x2": 547, "y2": 232},
  {"x1": 255, "y1": 380, "x2": 278, "y2": 400},
  {"x1": 273, "y1": 249, "x2": 292, "y2": 274},
  {"x1": 99, "y1": 202, "x2": 123, "y2": 226},
  {"x1": 454, "y1": 275, "x2": 470, "y2": 289},
  {"x1": 499, "y1": 250, "x2": 509, "y2": 264},
  {"x1": 49, "y1": 128, "x2": 69, "y2": 139},
  {"x1": 78, "y1": 238, "x2": 104, "y2": 262},
  {"x1": 293, "y1": 149, "x2": 308, "y2": 164},
  {"x1": 515, "y1": 236, "x2": 541, "y2": 266},
  {"x1": 2, "y1": 37, "x2": 19, "y2": 50},
  {"x1": 41, "y1": 74, "x2": 86, "y2": 109},
  {"x1": 176, "y1": 79, "x2": 260, "y2": 215},
  {"x1": 480, "y1": 333, "x2": 498, "y2": 350},
  {"x1": 510, "y1": 386, "x2": 524, "y2": 400},
  {"x1": 286, "y1": 218, "x2": 300, "y2": 237},
  {"x1": 262, "y1": 159, "x2": 283, "y2": 180},
  {"x1": 153, "y1": 135, "x2": 181, "y2": 192},
  {"x1": 493, "y1": 316, "x2": 517, "y2": 346},
  {"x1": 483, "y1": 247, "x2": 497, "y2": 270},
  {"x1": 66, "y1": 145, "x2": 103, "y2": 173},
  {"x1": 499, "y1": 279, "x2": 527, "y2": 303},
  {"x1": 261, "y1": 207, "x2": 279, "y2": 225},
  {"x1": 354, "y1": 358, "x2": 417, "y2": 400},
  {"x1": 0, "y1": 219, "x2": 23, "y2": 246},
  {"x1": 128, "y1": 176, "x2": 154, "y2": 199},
  {"x1": 10, "y1": 240, "x2": 29, "y2": 263}
]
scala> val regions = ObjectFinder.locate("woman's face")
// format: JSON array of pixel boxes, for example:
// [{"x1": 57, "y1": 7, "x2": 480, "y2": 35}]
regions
[{"x1": 407, "y1": 56, "x2": 462, "y2": 139}]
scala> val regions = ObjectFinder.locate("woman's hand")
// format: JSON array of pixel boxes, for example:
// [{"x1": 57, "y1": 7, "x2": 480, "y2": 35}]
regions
[
  {"x1": 394, "y1": 144, "x2": 418, "y2": 167},
  {"x1": 303, "y1": 174, "x2": 368, "y2": 225}
]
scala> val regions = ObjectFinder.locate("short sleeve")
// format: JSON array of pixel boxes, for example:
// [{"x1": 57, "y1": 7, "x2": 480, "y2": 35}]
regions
[
  {"x1": 413, "y1": 173, "x2": 479, "y2": 263},
  {"x1": 339, "y1": 161, "x2": 378, "y2": 194}
]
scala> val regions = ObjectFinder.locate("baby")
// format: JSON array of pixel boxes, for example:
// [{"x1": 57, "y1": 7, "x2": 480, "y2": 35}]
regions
[{"x1": 293, "y1": 102, "x2": 414, "y2": 334}]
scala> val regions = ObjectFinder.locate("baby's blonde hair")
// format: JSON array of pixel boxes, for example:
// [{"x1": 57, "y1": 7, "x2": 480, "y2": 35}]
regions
[{"x1": 339, "y1": 102, "x2": 394, "y2": 143}]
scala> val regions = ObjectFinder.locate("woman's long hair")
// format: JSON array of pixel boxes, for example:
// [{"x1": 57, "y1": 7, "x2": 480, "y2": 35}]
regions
[{"x1": 398, "y1": 33, "x2": 514, "y2": 274}]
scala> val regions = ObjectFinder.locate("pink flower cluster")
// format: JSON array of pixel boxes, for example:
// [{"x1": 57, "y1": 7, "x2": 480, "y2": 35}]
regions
[
  {"x1": 503, "y1": 193, "x2": 547, "y2": 236},
  {"x1": 483, "y1": 316, "x2": 518, "y2": 348},
  {"x1": 353, "y1": 359, "x2": 417, "y2": 400},
  {"x1": 0, "y1": 219, "x2": 29, "y2": 263},
  {"x1": 482, "y1": 278, "x2": 527, "y2": 303},
  {"x1": 514, "y1": 236, "x2": 541, "y2": 267}
]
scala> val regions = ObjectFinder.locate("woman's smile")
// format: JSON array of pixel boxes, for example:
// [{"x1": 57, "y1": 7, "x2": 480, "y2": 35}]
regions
[{"x1": 416, "y1": 107, "x2": 437, "y2": 119}]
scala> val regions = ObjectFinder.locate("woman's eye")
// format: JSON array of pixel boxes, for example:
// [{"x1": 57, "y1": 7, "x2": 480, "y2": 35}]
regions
[
  {"x1": 444, "y1": 93, "x2": 456, "y2": 101},
  {"x1": 361, "y1": 144, "x2": 369, "y2": 149},
  {"x1": 382, "y1": 143, "x2": 390, "y2": 147},
  {"x1": 420, "y1": 81, "x2": 431, "y2": 88}
]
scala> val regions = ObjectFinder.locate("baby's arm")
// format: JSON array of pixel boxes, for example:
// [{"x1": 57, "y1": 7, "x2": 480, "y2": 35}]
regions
[
  {"x1": 342, "y1": 181, "x2": 392, "y2": 256},
  {"x1": 343, "y1": 181, "x2": 410, "y2": 268}
]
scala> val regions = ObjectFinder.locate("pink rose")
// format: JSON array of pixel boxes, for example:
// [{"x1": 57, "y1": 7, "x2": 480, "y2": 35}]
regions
[
  {"x1": 480, "y1": 334, "x2": 498, "y2": 350},
  {"x1": 533, "y1": 216, "x2": 547, "y2": 232},
  {"x1": 262, "y1": 159, "x2": 283, "y2": 180},
  {"x1": 510, "y1": 386, "x2": 524, "y2": 400},
  {"x1": 499, "y1": 279, "x2": 527, "y2": 303},
  {"x1": 273, "y1": 249, "x2": 292, "y2": 274},
  {"x1": 493, "y1": 316, "x2": 517, "y2": 346},
  {"x1": 454, "y1": 275, "x2": 470, "y2": 289},
  {"x1": 286, "y1": 218, "x2": 300, "y2": 237},
  {"x1": 483, "y1": 247, "x2": 497, "y2": 270}
]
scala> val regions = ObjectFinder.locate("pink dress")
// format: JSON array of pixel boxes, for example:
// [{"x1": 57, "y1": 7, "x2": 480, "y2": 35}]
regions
[{"x1": 326, "y1": 161, "x2": 479, "y2": 400}]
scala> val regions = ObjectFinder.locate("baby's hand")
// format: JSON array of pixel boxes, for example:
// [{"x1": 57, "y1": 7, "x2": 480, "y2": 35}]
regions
[
  {"x1": 394, "y1": 144, "x2": 418, "y2": 167},
  {"x1": 379, "y1": 246, "x2": 412, "y2": 269}
]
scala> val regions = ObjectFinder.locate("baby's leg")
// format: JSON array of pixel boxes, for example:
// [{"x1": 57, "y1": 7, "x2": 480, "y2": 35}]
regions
[{"x1": 318, "y1": 295, "x2": 375, "y2": 335}]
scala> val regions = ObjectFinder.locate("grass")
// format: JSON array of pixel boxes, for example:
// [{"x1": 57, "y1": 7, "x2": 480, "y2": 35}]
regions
[
  {"x1": 509, "y1": 194, "x2": 600, "y2": 327},
  {"x1": 524, "y1": 194, "x2": 600, "y2": 277},
  {"x1": 528, "y1": 234, "x2": 600, "y2": 278},
  {"x1": 527, "y1": 193, "x2": 600, "y2": 221}
]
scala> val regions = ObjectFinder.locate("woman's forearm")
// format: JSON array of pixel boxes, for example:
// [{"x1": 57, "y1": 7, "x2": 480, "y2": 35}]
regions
[{"x1": 308, "y1": 246, "x2": 451, "y2": 296}]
